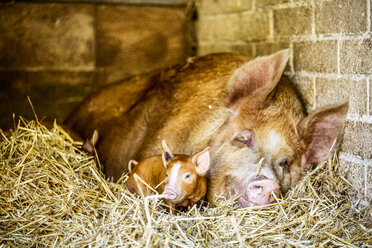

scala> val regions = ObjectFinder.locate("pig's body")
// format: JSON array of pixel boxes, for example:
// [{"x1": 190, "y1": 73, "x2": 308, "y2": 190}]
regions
[
  {"x1": 125, "y1": 144, "x2": 210, "y2": 210},
  {"x1": 66, "y1": 54, "x2": 245, "y2": 168},
  {"x1": 66, "y1": 50, "x2": 348, "y2": 207},
  {"x1": 125, "y1": 156, "x2": 166, "y2": 196}
]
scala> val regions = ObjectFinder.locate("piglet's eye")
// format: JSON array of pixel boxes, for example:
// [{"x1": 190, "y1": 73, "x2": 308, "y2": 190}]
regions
[{"x1": 184, "y1": 173, "x2": 192, "y2": 182}]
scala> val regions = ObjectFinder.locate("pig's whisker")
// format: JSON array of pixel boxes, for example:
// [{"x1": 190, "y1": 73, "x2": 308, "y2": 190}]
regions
[
  {"x1": 328, "y1": 138, "x2": 337, "y2": 153},
  {"x1": 255, "y1": 158, "x2": 265, "y2": 177}
]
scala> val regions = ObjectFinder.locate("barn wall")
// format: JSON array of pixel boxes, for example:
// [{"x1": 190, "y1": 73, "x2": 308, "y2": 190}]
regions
[
  {"x1": 196, "y1": 0, "x2": 371, "y2": 202},
  {"x1": 0, "y1": 2, "x2": 192, "y2": 127}
]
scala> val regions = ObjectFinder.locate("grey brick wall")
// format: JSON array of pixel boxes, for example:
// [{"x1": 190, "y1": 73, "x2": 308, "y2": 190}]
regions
[{"x1": 196, "y1": 0, "x2": 371, "y2": 203}]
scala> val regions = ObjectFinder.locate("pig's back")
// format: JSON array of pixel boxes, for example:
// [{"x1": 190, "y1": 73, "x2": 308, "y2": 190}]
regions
[
  {"x1": 126, "y1": 156, "x2": 166, "y2": 194},
  {"x1": 65, "y1": 53, "x2": 254, "y2": 179},
  {"x1": 65, "y1": 71, "x2": 163, "y2": 140},
  {"x1": 65, "y1": 53, "x2": 250, "y2": 140}
]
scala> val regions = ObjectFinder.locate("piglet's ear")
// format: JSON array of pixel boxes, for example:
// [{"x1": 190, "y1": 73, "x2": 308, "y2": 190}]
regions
[
  {"x1": 83, "y1": 129, "x2": 99, "y2": 154},
  {"x1": 161, "y1": 139, "x2": 174, "y2": 168},
  {"x1": 298, "y1": 101, "x2": 348, "y2": 170},
  {"x1": 128, "y1": 160, "x2": 138, "y2": 173},
  {"x1": 191, "y1": 147, "x2": 210, "y2": 176},
  {"x1": 225, "y1": 49, "x2": 289, "y2": 111}
]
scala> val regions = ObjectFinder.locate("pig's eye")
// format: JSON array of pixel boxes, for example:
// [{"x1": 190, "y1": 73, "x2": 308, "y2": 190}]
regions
[
  {"x1": 278, "y1": 157, "x2": 292, "y2": 172},
  {"x1": 232, "y1": 129, "x2": 255, "y2": 148},
  {"x1": 279, "y1": 160, "x2": 289, "y2": 167}
]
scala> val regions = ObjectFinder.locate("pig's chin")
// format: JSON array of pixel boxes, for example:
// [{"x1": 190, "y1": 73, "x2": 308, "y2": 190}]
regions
[
  {"x1": 233, "y1": 185, "x2": 268, "y2": 207},
  {"x1": 237, "y1": 194, "x2": 270, "y2": 207},
  {"x1": 236, "y1": 195, "x2": 256, "y2": 207},
  {"x1": 232, "y1": 189, "x2": 257, "y2": 207},
  {"x1": 168, "y1": 194, "x2": 186, "y2": 204},
  {"x1": 230, "y1": 177, "x2": 257, "y2": 207}
]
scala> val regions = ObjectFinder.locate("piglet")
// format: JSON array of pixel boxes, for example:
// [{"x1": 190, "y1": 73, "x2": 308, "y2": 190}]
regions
[{"x1": 125, "y1": 140, "x2": 210, "y2": 211}]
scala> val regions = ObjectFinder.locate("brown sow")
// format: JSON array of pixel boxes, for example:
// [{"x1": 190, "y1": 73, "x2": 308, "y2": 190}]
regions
[{"x1": 66, "y1": 49, "x2": 348, "y2": 207}]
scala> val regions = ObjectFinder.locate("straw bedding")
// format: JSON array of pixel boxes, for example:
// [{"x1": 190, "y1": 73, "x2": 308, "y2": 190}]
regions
[{"x1": 0, "y1": 118, "x2": 371, "y2": 247}]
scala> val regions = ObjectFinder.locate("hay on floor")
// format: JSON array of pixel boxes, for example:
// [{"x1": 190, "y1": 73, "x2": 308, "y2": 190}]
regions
[{"x1": 0, "y1": 118, "x2": 371, "y2": 247}]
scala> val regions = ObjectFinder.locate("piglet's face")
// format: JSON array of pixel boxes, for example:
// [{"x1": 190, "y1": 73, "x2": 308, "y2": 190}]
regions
[
  {"x1": 163, "y1": 158, "x2": 199, "y2": 204},
  {"x1": 161, "y1": 141, "x2": 210, "y2": 204}
]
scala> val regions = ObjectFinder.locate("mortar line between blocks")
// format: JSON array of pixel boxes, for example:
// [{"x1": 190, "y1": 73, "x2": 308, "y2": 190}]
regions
[
  {"x1": 289, "y1": 42, "x2": 294, "y2": 75},
  {"x1": 365, "y1": 163, "x2": 368, "y2": 198},
  {"x1": 367, "y1": 78, "x2": 370, "y2": 115},
  {"x1": 199, "y1": 41, "x2": 253, "y2": 46},
  {"x1": 347, "y1": 113, "x2": 372, "y2": 124},
  {"x1": 313, "y1": 77, "x2": 316, "y2": 110},
  {"x1": 367, "y1": 0, "x2": 371, "y2": 32},
  {"x1": 293, "y1": 71, "x2": 371, "y2": 81},
  {"x1": 337, "y1": 40, "x2": 340, "y2": 75},
  {"x1": 340, "y1": 154, "x2": 370, "y2": 199},
  {"x1": 273, "y1": 34, "x2": 370, "y2": 42},
  {"x1": 339, "y1": 153, "x2": 372, "y2": 165},
  {"x1": 263, "y1": 2, "x2": 311, "y2": 10}
]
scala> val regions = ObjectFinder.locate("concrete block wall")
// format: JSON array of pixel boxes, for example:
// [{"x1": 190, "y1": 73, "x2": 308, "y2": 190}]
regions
[{"x1": 196, "y1": 0, "x2": 371, "y2": 202}]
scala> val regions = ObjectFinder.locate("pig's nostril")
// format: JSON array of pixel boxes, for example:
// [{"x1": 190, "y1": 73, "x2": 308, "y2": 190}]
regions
[
  {"x1": 247, "y1": 179, "x2": 280, "y2": 206},
  {"x1": 252, "y1": 185, "x2": 263, "y2": 193}
]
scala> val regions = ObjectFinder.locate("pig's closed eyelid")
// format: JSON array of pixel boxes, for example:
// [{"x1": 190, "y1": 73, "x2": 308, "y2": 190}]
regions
[{"x1": 278, "y1": 157, "x2": 293, "y2": 166}]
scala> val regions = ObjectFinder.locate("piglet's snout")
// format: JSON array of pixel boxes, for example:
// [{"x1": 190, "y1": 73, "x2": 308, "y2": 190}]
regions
[
  {"x1": 247, "y1": 179, "x2": 280, "y2": 206},
  {"x1": 163, "y1": 188, "x2": 178, "y2": 200}
]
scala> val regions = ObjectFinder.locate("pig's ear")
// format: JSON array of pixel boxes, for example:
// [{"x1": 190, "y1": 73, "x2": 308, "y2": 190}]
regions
[
  {"x1": 161, "y1": 139, "x2": 174, "y2": 168},
  {"x1": 225, "y1": 49, "x2": 289, "y2": 111},
  {"x1": 298, "y1": 102, "x2": 348, "y2": 170},
  {"x1": 128, "y1": 160, "x2": 138, "y2": 173},
  {"x1": 192, "y1": 147, "x2": 210, "y2": 176}
]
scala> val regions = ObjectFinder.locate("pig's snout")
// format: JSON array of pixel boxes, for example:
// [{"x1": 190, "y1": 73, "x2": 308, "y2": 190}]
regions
[
  {"x1": 163, "y1": 188, "x2": 178, "y2": 200},
  {"x1": 247, "y1": 179, "x2": 280, "y2": 206}
]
